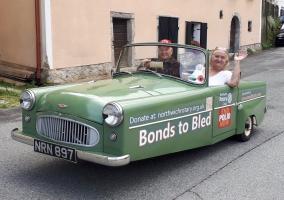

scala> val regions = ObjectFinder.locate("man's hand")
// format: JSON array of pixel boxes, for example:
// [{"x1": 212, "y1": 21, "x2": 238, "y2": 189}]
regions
[{"x1": 142, "y1": 59, "x2": 151, "y2": 68}]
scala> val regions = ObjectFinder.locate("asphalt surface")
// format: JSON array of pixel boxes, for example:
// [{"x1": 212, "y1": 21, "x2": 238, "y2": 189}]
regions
[{"x1": 1, "y1": 47, "x2": 284, "y2": 200}]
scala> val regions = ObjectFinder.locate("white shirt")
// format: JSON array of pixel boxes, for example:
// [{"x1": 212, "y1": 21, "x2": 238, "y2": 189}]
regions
[{"x1": 209, "y1": 70, "x2": 232, "y2": 86}]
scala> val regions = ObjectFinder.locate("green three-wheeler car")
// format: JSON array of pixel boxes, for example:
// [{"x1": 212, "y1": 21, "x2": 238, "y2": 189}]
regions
[{"x1": 12, "y1": 43, "x2": 266, "y2": 166}]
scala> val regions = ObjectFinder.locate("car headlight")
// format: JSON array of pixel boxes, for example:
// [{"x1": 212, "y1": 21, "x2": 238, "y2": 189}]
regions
[
  {"x1": 20, "y1": 90, "x2": 35, "y2": 110},
  {"x1": 103, "y1": 102, "x2": 123, "y2": 127}
]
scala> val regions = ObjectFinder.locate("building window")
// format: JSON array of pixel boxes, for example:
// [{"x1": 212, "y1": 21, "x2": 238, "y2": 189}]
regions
[
  {"x1": 219, "y1": 10, "x2": 223, "y2": 19},
  {"x1": 158, "y1": 16, "x2": 179, "y2": 43},
  {"x1": 158, "y1": 16, "x2": 179, "y2": 57},
  {"x1": 248, "y1": 21, "x2": 252, "y2": 32},
  {"x1": 185, "y1": 21, "x2": 208, "y2": 49}
]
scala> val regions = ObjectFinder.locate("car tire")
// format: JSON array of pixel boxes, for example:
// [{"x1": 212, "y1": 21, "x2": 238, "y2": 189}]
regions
[{"x1": 237, "y1": 116, "x2": 253, "y2": 142}]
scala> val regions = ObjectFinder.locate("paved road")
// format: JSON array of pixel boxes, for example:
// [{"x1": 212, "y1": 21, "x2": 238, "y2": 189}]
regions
[{"x1": 1, "y1": 48, "x2": 284, "y2": 200}]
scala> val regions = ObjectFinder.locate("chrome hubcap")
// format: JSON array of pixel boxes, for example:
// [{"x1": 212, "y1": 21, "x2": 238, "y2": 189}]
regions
[{"x1": 244, "y1": 117, "x2": 252, "y2": 137}]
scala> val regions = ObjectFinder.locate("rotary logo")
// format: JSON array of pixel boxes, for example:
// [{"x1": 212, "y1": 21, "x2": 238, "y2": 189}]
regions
[{"x1": 219, "y1": 92, "x2": 233, "y2": 105}]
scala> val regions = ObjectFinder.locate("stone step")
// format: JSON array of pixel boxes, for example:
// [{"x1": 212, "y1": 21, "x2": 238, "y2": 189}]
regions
[
  {"x1": 0, "y1": 76, "x2": 27, "y2": 86},
  {"x1": 0, "y1": 64, "x2": 35, "y2": 80}
]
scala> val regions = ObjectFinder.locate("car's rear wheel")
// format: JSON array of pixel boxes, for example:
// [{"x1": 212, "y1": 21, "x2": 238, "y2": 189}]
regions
[{"x1": 237, "y1": 116, "x2": 253, "y2": 142}]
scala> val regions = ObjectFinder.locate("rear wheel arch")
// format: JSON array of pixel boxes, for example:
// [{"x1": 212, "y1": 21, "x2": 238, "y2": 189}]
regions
[{"x1": 236, "y1": 115, "x2": 254, "y2": 142}]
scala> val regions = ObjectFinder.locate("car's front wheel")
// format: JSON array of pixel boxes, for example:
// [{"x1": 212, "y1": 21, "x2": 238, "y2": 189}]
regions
[{"x1": 237, "y1": 116, "x2": 253, "y2": 142}]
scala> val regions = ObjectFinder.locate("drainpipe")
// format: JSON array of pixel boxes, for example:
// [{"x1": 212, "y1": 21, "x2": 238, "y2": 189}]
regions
[{"x1": 35, "y1": 0, "x2": 42, "y2": 85}]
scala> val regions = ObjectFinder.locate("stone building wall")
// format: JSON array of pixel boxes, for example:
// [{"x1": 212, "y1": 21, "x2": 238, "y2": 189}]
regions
[{"x1": 45, "y1": 62, "x2": 112, "y2": 84}]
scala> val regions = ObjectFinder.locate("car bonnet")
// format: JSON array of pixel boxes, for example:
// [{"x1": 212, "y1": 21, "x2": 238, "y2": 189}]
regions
[{"x1": 35, "y1": 74, "x2": 196, "y2": 123}]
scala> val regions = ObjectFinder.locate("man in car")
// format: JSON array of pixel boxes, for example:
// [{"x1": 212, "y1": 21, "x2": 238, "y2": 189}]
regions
[{"x1": 139, "y1": 39, "x2": 180, "y2": 77}]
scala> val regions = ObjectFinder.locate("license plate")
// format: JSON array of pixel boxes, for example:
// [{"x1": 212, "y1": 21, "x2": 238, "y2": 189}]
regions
[{"x1": 34, "y1": 139, "x2": 77, "y2": 163}]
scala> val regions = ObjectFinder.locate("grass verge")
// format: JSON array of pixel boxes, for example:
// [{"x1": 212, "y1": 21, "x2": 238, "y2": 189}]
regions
[{"x1": 0, "y1": 81, "x2": 36, "y2": 109}]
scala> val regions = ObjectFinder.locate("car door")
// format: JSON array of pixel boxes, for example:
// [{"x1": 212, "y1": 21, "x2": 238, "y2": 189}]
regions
[{"x1": 212, "y1": 86, "x2": 238, "y2": 138}]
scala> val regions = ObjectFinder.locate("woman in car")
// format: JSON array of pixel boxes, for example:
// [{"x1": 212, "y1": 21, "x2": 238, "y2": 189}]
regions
[{"x1": 209, "y1": 47, "x2": 247, "y2": 87}]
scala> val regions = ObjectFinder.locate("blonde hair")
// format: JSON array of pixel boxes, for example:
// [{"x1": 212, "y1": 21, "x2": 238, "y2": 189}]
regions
[{"x1": 210, "y1": 47, "x2": 229, "y2": 68}]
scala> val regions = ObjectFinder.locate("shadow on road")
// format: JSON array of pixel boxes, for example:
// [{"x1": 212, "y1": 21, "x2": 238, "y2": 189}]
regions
[{"x1": 6, "y1": 132, "x2": 262, "y2": 200}]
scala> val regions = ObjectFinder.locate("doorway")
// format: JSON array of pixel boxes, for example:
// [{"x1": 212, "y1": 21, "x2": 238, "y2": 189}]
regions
[
  {"x1": 229, "y1": 16, "x2": 240, "y2": 53},
  {"x1": 112, "y1": 18, "x2": 129, "y2": 66}
]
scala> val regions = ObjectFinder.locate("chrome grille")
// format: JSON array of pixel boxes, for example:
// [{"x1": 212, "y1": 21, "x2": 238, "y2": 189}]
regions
[{"x1": 36, "y1": 116, "x2": 100, "y2": 147}]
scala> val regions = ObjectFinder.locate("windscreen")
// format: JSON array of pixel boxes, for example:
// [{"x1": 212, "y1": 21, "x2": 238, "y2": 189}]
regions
[{"x1": 117, "y1": 44, "x2": 206, "y2": 85}]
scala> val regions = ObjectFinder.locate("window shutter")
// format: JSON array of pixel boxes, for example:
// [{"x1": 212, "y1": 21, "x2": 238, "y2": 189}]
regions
[{"x1": 200, "y1": 23, "x2": 208, "y2": 49}]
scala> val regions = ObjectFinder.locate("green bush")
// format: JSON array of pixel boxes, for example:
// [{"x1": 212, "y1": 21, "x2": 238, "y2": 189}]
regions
[
  {"x1": 262, "y1": 42, "x2": 273, "y2": 49},
  {"x1": 262, "y1": 16, "x2": 282, "y2": 48},
  {"x1": 247, "y1": 48, "x2": 257, "y2": 55}
]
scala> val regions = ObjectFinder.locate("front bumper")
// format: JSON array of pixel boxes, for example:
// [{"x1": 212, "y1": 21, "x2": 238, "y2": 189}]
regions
[{"x1": 11, "y1": 128, "x2": 130, "y2": 167}]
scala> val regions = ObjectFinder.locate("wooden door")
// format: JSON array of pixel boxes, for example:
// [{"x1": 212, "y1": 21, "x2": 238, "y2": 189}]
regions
[{"x1": 113, "y1": 18, "x2": 128, "y2": 65}]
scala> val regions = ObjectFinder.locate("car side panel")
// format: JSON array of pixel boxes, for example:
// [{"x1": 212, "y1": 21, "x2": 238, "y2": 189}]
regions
[{"x1": 106, "y1": 89, "x2": 215, "y2": 161}]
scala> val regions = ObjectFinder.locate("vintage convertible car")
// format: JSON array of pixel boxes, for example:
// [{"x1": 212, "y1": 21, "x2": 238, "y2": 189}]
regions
[{"x1": 11, "y1": 43, "x2": 266, "y2": 166}]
